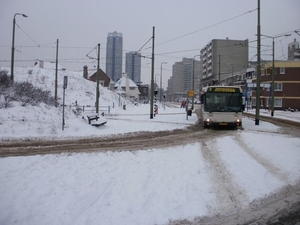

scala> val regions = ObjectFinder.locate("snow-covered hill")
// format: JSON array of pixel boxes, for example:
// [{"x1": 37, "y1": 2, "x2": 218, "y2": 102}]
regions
[{"x1": 0, "y1": 66, "x2": 196, "y2": 140}]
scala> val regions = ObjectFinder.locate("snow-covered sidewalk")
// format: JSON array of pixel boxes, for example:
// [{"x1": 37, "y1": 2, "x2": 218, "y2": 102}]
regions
[{"x1": 244, "y1": 108, "x2": 300, "y2": 123}]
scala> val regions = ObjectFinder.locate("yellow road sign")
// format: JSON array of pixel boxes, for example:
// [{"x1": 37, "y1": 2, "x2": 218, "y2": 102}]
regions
[{"x1": 188, "y1": 90, "x2": 194, "y2": 97}]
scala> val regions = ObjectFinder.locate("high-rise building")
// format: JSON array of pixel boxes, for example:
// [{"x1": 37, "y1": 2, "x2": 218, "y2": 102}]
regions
[
  {"x1": 106, "y1": 31, "x2": 123, "y2": 82},
  {"x1": 166, "y1": 58, "x2": 200, "y2": 101},
  {"x1": 125, "y1": 52, "x2": 141, "y2": 83}
]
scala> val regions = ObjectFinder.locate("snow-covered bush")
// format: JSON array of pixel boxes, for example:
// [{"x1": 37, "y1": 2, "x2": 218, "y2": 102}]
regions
[
  {"x1": 0, "y1": 70, "x2": 57, "y2": 107},
  {"x1": 0, "y1": 70, "x2": 12, "y2": 89}
]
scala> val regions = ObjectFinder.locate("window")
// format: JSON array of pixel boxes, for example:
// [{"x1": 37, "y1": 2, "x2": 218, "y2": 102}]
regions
[
  {"x1": 246, "y1": 71, "x2": 253, "y2": 79},
  {"x1": 280, "y1": 67, "x2": 285, "y2": 74},
  {"x1": 266, "y1": 68, "x2": 271, "y2": 75},
  {"x1": 261, "y1": 69, "x2": 265, "y2": 76},
  {"x1": 274, "y1": 83, "x2": 282, "y2": 91},
  {"x1": 274, "y1": 98, "x2": 282, "y2": 107},
  {"x1": 204, "y1": 93, "x2": 242, "y2": 112}
]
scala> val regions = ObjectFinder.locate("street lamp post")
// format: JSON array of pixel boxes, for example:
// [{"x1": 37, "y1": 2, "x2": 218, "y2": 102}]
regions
[
  {"x1": 261, "y1": 33, "x2": 291, "y2": 116},
  {"x1": 192, "y1": 55, "x2": 200, "y2": 109},
  {"x1": 155, "y1": 74, "x2": 159, "y2": 90},
  {"x1": 172, "y1": 77, "x2": 174, "y2": 102},
  {"x1": 160, "y1": 62, "x2": 167, "y2": 102},
  {"x1": 150, "y1": 26, "x2": 155, "y2": 119},
  {"x1": 227, "y1": 63, "x2": 234, "y2": 84},
  {"x1": 11, "y1": 13, "x2": 28, "y2": 82}
]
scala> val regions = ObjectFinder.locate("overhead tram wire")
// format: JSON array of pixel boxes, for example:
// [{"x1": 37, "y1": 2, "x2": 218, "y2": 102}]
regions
[
  {"x1": 85, "y1": 45, "x2": 99, "y2": 60},
  {"x1": 155, "y1": 42, "x2": 250, "y2": 59},
  {"x1": 15, "y1": 22, "x2": 40, "y2": 47},
  {"x1": 156, "y1": 48, "x2": 201, "y2": 56},
  {"x1": 135, "y1": 37, "x2": 153, "y2": 58},
  {"x1": 141, "y1": 8, "x2": 257, "y2": 51},
  {"x1": 156, "y1": 42, "x2": 251, "y2": 56}
]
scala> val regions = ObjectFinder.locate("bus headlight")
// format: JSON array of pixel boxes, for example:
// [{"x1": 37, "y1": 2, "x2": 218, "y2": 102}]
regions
[{"x1": 236, "y1": 119, "x2": 240, "y2": 123}]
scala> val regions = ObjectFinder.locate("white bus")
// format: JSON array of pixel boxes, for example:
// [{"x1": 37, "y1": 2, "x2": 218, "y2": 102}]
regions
[{"x1": 200, "y1": 86, "x2": 245, "y2": 128}]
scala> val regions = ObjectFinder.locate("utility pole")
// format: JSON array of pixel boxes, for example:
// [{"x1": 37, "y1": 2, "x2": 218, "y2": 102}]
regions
[
  {"x1": 255, "y1": 0, "x2": 261, "y2": 125},
  {"x1": 160, "y1": 62, "x2": 167, "y2": 102},
  {"x1": 62, "y1": 76, "x2": 68, "y2": 131},
  {"x1": 192, "y1": 59, "x2": 195, "y2": 109},
  {"x1": 134, "y1": 27, "x2": 155, "y2": 118},
  {"x1": 150, "y1": 26, "x2": 155, "y2": 119},
  {"x1": 96, "y1": 43, "x2": 100, "y2": 114},
  {"x1": 55, "y1": 39, "x2": 59, "y2": 103},
  {"x1": 218, "y1": 55, "x2": 221, "y2": 84},
  {"x1": 271, "y1": 39, "x2": 275, "y2": 117}
]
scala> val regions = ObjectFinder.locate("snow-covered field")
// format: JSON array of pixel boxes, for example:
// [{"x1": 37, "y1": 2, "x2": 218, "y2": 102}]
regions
[{"x1": 0, "y1": 66, "x2": 300, "y2": 225}]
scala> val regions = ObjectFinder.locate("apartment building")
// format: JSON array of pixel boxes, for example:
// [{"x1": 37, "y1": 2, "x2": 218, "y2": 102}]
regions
[
  {"x1": 247, "y1": 61, "x2": 300, "y2": 110},
  {"x1": 200, "y1": 38, "x2": 248, "y2": 89},
  {"x1": 167, "y1": 58, "x2": 200, "y2": 101}
]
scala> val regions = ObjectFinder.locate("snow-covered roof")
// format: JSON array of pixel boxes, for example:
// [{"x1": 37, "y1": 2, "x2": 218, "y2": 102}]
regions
[{"x1": 114, "y1": 76, "x2": 137, "y2": 88}]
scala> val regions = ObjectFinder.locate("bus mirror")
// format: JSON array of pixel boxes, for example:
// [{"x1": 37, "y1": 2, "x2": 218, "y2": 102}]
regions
[
  {"x1": 242, "y1": 96, "x2": 245, "y2": 111},
  {"x1": 200, "y1": 94, "x2": 204, "y2": 104}
]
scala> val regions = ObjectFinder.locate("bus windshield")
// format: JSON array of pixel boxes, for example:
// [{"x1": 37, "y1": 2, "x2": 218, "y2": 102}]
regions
[{"x1": 204, "y1": 92, "x2": 242, "y2": 112}]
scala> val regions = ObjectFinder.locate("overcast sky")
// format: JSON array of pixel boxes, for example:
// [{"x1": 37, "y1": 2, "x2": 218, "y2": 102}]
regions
[{"x1": 1, "y1": 0, "x2": 299, "y2": 88}]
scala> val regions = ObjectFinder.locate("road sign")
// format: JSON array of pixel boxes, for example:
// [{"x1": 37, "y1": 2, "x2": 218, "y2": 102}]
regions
[
  {"x1": 188, "y1": 90, "x2": 194, "y2": 97},
  {"x1": 63, "y1": 76, "x2": 68, "y2": 89}
]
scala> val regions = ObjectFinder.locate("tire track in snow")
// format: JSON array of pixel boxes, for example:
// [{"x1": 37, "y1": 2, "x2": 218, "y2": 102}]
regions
[
  {"x1": 233, "y1": 133, "x2": 291, "y2": 186},
  {"x1": 199, "y1": 139, "x2": 247, "y2": 214}
]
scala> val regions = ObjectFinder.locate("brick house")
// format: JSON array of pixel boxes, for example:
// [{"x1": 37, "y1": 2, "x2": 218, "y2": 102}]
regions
[
  {"x1": 249, "y1": 61, "x2": 300, "y2": 110},
  {"x1": 83, "y1": 65, "x2": 111, "y2": 87}
]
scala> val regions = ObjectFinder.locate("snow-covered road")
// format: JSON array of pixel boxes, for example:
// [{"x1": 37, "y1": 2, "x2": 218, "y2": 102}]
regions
[{"x1": 1, "y1": 117, "x2": 300, "y2": 225}]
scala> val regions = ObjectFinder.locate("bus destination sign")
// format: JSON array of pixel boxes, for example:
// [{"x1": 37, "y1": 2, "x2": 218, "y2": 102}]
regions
[{"x1": 208, "y1": 87, "x2": 238, "y2": 93}]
